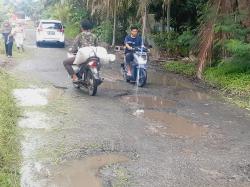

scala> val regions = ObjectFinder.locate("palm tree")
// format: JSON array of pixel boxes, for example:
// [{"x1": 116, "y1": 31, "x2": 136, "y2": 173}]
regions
[
  {"x1": 87, "y1": 0, "x2": 134, "y2": 45},
  {"x1": 196, "y1": 0, "x2": 250, "y2": 79}
]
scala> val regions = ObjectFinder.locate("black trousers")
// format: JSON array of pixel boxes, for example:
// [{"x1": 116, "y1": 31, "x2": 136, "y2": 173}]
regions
[
  {"x1": 125, "y1": 52, "x2": 134, "y2": 65},
  {"x1": 5, "y1": 42, "x2": 13, "y2": 56},
  {"x1": 63, "y1": 57, "x2": 76, "y2": 76}
]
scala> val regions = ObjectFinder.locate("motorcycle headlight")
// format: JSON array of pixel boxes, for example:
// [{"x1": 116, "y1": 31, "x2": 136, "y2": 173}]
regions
[{"x1": 141, "y1": 55, "x2": 147, "y2": 61}]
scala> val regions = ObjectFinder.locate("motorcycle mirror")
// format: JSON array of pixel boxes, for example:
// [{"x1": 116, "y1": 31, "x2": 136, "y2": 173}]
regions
[{"x1": 108, "y1": 54, "x2": 116, "y2": 62}]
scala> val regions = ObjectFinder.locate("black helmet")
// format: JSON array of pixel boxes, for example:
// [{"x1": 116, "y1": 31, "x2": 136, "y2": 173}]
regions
[{"x1": 80, "y1": 19, "x2": 93, "y2": 30}]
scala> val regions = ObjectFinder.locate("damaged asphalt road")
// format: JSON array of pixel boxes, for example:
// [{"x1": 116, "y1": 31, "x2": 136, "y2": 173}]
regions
[{"x1": 9, "y1": 29, "x2": 250, "y2": 187}]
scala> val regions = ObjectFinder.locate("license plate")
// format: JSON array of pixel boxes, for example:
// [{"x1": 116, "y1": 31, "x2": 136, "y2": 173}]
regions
[{"x1": 47, "y1": 31, "x2": 55, "y2": 35}]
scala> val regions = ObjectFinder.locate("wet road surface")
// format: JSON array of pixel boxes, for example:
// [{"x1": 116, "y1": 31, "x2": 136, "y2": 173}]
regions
[{"x1": 9, "y1": 29, "x2": 250, "y2": 187}]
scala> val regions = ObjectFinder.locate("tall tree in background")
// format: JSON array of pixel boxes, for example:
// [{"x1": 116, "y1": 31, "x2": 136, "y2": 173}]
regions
[
  {"x1": 197, "y1": 0, "x2": 250, "y2": 79},
  {"x1": 165, "y1": 0, "x2": 171, "y2": 33},
  {"x1": 112, "y1": 0, "x2": 117, "y2": 46}
]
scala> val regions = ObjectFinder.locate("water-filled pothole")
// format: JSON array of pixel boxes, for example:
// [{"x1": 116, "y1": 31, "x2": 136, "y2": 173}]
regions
[
  {"x1": 50, "y1": 154, "x2": 129, "y2": 187},
  {"x1": 139, "y1": 110, "x2": 207, "y2": 138},
  {"x1": 13, "y1": 88, "x2": 48, "y2": 106},
  {"x1": 19, "y1": 111, "x2": 50, "y2": 129},
  {"x1": 121, "y1": 95, "x2": 176, "y2": 109}
]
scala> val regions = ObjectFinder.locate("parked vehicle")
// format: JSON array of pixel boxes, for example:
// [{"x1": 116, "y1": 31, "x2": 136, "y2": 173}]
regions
[
  {"x1": 36, "y1": 20, "x2": 65, "y2": 47},
  {"x1": 121, "y1": 47, "x2": 149, "y2": 87}
]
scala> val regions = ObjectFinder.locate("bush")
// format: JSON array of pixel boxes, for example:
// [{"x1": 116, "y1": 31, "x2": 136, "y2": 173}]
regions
[
  {"x1": 164, "y1": 61, "x2": 196, "y2": 77},
  {"x1": 204, "y1": 40, "x2": 250, "y2": 98},
  {"x1": 177, "y1": 30, "x2": 197, "y2": 56},
  {"x1": 152, "y1": 31, "x2": 179, "y2": 54},
  {"x1": 93, "y1": 20, "x2": 113, "y2": 44},
  {"x1": 152, "y1": 30, "x2": 196, "y2": 56}
]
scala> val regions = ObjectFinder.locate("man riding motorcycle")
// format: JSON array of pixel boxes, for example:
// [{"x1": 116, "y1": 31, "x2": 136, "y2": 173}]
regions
[
  {"x1": 63, "y1": 20, "x2": 98, "y2": 82},
  {"x1": 124, "y1": 26, "x2": 142, "y2": 76}
]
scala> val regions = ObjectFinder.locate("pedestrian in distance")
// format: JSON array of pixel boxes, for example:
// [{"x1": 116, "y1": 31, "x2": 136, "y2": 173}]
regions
[
  {"x1": 12, "y1": 22, "x2": 25, "y2": 52},
  {"x1": 1, "y1": 21, "x2": 14, "y2": 58}
]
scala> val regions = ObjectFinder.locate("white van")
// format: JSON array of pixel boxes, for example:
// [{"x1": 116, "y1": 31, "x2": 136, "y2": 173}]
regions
[{"x1": 36, "y1": 20, "x2": 65, "y2": 47}]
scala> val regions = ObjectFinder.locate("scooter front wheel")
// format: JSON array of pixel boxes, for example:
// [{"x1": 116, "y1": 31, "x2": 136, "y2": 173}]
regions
[{"x1": 137, "y1": 69, "x2": 147, "y2": 87}]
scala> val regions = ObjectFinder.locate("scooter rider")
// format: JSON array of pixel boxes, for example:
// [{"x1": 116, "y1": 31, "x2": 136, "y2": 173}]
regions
[
  {"x1": 63, "y1": 19, "x2": 98, "y2": 82},
  {"x1": 124, "y1": 26, "x2": 142, "y2": 76}
]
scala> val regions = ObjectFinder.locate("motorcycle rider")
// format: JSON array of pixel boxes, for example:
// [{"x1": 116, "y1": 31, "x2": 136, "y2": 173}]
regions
[
  {"x1": 124, "y1": 26, "x2": 142, "y2": 76},
  {"x1": 63, "y1": 19, "x2": 97, "y2": 82}
]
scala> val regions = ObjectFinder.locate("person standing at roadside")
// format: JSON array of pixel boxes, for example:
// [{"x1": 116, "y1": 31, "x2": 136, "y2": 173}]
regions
[
  {"x1": 12, "y1": 22, "x2": 25, "y2": 52},
  {"x1": 1, "y1": 21, "x2": 14, "y2": 58}
]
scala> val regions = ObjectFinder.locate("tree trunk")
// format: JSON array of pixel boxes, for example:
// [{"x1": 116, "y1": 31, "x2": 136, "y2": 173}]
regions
[
  {"x1": 166, "y1": 0, "x2": 171, "y2": 33},
  {"x1": 107, "y1": 0, "x2": 110, "y2": 19},
  {"x1": 111, "y1": 0, "x2": 117, "y2": 46},
  {"x1": 142, "y1": 6, "x2": 147, "y2": 45}
]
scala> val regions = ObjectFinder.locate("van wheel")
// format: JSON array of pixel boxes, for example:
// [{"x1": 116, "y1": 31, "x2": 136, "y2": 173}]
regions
[{"x1": 60, "y1": 42, "x2": 65, "y2": 48}]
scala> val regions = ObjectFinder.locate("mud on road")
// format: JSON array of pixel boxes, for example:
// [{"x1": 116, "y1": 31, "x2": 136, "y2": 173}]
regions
[{"x1": 8, "y1": 28, "x2": 250, "y2": 187}]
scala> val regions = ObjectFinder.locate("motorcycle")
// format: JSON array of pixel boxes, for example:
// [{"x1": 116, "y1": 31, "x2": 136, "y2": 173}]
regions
[
  {"x1": 121, "y1": 47, "x2": 149, "y2": 87},
  {"x1": 68, "y1": 47, "x2": 115, "y2": 96}
]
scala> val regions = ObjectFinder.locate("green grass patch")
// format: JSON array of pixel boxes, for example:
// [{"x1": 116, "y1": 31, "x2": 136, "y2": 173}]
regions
[
  {"x1": 204, "y1": 64, "x2": 250, "y2": 99},
  {"x1": 0, "y1": 70, "x2": 20, "y2": 187},
  {"x1": 164, "y1": 61, "x2": 196, "y2": 77}
]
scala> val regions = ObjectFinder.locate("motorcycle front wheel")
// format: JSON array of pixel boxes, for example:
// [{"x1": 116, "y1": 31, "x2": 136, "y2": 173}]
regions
[
  {"x1": 137, "y1": 68, "x2": 147, "y2": 87},
  {"x1": 87, "y1": 71, "x2": 98, "y2": 96}
]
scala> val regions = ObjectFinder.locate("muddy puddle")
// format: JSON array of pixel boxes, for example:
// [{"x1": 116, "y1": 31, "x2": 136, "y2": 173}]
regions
[
  {"x1": 50, "y1": 154, "x2": 128, "y2": 187},
  {"x1": 101, "y1": 81, "x2": 125, "y2": 91},
  {"x1": 176, "y1": 90, "x2": 210, "y2": 101},
  {"x1": 102, "y1": 71, "x2": 123, "y2": 82},
  {"x1": 19, "y1": 111, "x2": 50, "y2": 129},
  {"x1": 13, "y1": 87, "x2": 65, "y2": 107},
  {"x1": 138, "y1": 110, "x2": 207, "y2": 138},
  {"x1": 121, "y1": 95, "x2": 176, "y2": 109},
  {"x1": 147, "y1": 71, "x2": 194, "y2": 89},
  {"x1": 13, "y1": 88, "x2": 48, "y2": 106}
]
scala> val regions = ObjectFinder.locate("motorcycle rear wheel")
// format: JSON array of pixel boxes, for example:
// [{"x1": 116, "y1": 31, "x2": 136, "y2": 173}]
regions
[{"x1": 87, "y1": 71, "x2": 98, "y2": 96}]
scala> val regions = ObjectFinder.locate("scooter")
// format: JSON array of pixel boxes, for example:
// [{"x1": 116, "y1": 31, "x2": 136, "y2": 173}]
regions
[{"x1": 121, "y1": 47, "x2": 149, "y2": 87}]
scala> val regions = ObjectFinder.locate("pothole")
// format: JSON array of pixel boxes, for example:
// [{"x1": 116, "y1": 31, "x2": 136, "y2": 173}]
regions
[
  {"x1": 121, "y1": 95, "x2": 176, "y2": 109},
  {"x1": 101, "y1": 81, "x2": 125, "y2": 91},
  {"x1": 138, "y1": 110, "x2": 207, "y2": 138},
  {"x1": 50, "y1": 154, "x2": 129, "y2": 187},
  {"x1": 176, "y1": 90, "x2": 210, "y2": 101},
  {"x1": 19, "y1": 111, "x2": 50, "y2": 129},
  {"x1": 13, "y1": 88, "x2": 48, "y2": 106}
]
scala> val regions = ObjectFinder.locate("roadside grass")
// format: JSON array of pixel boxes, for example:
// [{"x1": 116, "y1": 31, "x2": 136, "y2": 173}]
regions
[
  {"x1": 0, "y1": 70, "x2": 20, "y2": 187},
  {"x1": 204, "y1": 63, "x2": 250, "y2": 108},
  {"x1": 164, "y1": 60, "x2": 250, "y2": 108},
  {"x1": 164, "y1": 61, "x2": 196, "y2": 77}
]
